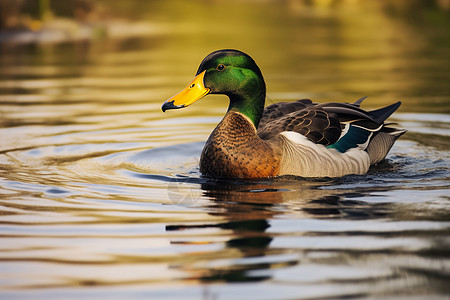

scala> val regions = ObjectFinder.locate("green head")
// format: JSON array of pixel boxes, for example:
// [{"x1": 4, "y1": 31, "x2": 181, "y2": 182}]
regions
[{"x1": 162, "y1": 49, "x2": 266, "y2": 127}]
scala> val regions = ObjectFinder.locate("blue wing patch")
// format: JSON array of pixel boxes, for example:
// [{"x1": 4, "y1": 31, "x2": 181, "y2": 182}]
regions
[{"x1": 327, "y1": 124, "x2": 373, "y2": 153}]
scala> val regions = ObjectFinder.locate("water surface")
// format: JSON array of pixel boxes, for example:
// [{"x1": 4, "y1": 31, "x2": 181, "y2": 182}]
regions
[{"x1": 0, "y1": 1, "x2": 449, "y2": 299}]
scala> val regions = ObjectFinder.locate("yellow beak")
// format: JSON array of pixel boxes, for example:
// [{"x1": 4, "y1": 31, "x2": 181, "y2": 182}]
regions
[{"x1": 162, "y1": 71, "x2": 210, "y2": 112}]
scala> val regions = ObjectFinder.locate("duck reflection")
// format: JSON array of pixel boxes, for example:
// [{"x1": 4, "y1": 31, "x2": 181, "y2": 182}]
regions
[
  {"x1": 168, "y1": 218, "x2": 272, "y2": 282},
  {"x1": 165, "y1": 177, "x2": 357, "y2": 283}
]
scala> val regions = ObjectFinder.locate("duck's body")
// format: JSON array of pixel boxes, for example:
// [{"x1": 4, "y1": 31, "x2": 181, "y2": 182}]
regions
[{"x1": 162, "y1": 49, "x2": 406, "y2": 179}]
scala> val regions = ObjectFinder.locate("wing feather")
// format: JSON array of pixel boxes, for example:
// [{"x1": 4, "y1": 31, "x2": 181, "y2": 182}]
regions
[{"x1": 257, "y1": 98, "x2": 404, "y2": 157}]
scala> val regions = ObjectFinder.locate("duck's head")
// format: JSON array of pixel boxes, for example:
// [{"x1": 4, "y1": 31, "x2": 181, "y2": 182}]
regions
[{"x1": 162, "y1": 49, "x2": 266, "y2": 126}]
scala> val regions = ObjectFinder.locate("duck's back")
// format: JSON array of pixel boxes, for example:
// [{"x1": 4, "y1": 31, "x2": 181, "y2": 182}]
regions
[
  {"x1": 257, "y1": 98, "x2": 406, "y2": 173},
  {"x1": 257, "y1": 99, "x2": 342, "y2": 146}
]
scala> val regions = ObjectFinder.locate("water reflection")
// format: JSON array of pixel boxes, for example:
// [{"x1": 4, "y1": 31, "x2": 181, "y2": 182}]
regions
[
  {"x1": 168, "y1": 218, "x2": 273, "y2": 283},
  {"x1": 166, "y1": 182, "x2": 290, "y2": 283},
  {"x1": 164, "y1": 175, "x2": 404, "y2": 285}
]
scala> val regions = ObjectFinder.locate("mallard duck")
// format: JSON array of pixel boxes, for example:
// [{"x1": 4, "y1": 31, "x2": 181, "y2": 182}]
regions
[{"x1": 162, "y1": 49, "x2": 406, "y2": 179}]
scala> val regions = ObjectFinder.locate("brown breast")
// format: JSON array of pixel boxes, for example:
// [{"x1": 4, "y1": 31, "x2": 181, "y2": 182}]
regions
[{"x1": 200, "y1": 111, "x2": 281, "y2": 179}]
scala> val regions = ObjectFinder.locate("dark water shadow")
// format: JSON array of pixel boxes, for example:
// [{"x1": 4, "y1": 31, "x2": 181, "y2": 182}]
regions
[{"x1": 163, "y1": 174, "x2": 401, "y2": 284}]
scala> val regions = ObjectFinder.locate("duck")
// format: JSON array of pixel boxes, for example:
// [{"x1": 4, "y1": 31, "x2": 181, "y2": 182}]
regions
[{"x1": 162, "y1": 49, "x2": 406, "y2": 179}]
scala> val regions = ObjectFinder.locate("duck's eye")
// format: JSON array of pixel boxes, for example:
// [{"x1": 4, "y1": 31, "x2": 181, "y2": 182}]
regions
[
  {"x1": 189, "y1": 83, "x2": 195, "y2": 88},
  {"x1": 217, "y1": 64, "x2": 225, "y2": 71}
]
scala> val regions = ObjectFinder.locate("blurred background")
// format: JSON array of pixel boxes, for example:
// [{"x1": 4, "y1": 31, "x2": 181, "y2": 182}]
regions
[{"x1": 1, "y1": 0, "x2": 450, "y2": 113}]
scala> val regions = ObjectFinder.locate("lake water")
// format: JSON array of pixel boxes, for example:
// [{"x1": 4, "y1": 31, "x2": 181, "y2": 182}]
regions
[{"x1": 0, "y1": 1, "x2": 449, "y2": 299}]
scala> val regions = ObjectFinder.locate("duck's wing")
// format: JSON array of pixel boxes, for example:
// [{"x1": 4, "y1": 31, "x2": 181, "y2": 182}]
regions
[
  {"x1": 258, "y1": 98, "x2": 404, "y2": 153},
  {"x1": 318, "y1": 99, "x2": 400, "y2": 127},
  {"x1": 258, "y1": 98, "x2": 374, "y2": 145},
  {"x1": 258, "y1": 99, "x2": 314, "y2": 129},
  {"x1": 257, "y1": 103, "x2": 342, "y2": 145},
  {"x1": 324, "y1": 101, "x2": 403, "y2": 153}
]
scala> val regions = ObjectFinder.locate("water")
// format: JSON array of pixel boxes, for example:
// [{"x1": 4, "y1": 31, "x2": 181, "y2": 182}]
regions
[{"x1": 0, "y1": 1, "x2": 449, "y2": 299}]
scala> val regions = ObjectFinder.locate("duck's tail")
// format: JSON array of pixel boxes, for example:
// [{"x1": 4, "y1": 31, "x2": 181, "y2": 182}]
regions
[
  {"x1": 366, "y1": 126, "x2": 407, "y2": 164},
  {"x1": 364, "y1": 101, "x2": 406, "y2": 164}
]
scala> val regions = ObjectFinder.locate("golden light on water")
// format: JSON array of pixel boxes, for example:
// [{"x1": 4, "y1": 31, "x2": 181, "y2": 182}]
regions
[{"x1": 0, "y1": 0, "x2": 449, "y2": 298}]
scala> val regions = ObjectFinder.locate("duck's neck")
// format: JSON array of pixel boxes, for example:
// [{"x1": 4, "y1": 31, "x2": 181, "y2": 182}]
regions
[{"x1": 226, "y1": 81, "x2": 266, "y2": 128}]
